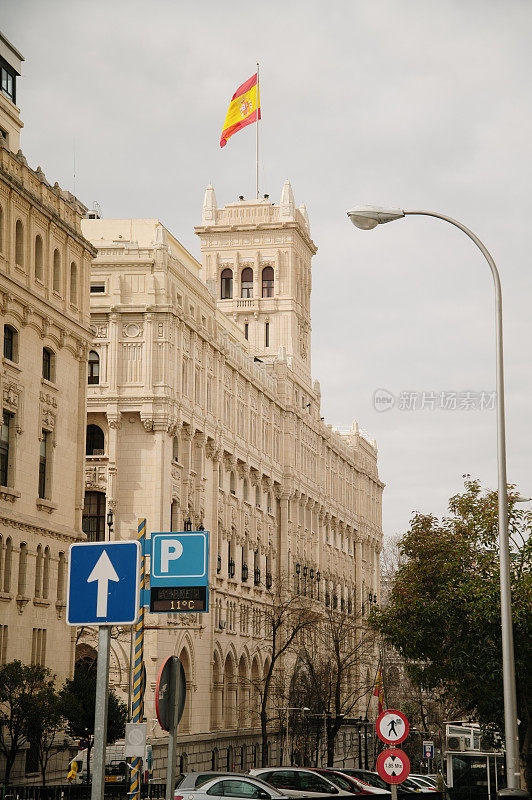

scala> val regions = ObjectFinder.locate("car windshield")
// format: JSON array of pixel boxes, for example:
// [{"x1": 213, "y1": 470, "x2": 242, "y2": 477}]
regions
[
  {"x1": 344, "y1": 771, "x2": 388, "y2": 790},
  {"x1": 322, "y1": 772, "x2": 355, "y2": 790}
]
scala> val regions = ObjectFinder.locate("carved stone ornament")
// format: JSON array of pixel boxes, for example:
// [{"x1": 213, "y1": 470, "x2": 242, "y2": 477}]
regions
[
  {"x1": 41, "y1": 409, "x2": 56, "y2": 430},
  {"x1": 3, "y1": 383, "x2": 20, "y2": 411},
  {"x1": 90, "y1": 324, "x2": 108, "y2": 338},
  {"x1": 142, "y1": 418, "x2": 154, "y2": 432},
  {"x1": 122, "y1": 323, "x2": 143, "y2": 338}
]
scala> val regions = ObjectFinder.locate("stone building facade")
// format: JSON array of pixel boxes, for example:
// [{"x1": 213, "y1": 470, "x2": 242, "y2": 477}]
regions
[
  {"x1": 79, "y1": 186, "x2": 383, "y2": 773},
  {"x1": 0, "y1": 32, "x2": 94, "y2": 781}
]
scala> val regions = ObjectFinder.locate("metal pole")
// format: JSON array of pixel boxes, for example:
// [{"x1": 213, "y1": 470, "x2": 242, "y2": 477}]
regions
[
  {"x1": 256, "y1": 62, "x2": 260, "y2": 199},
  {"x1": 91, "y1": 626, "x2": 111, "y2": 800},
  {"x1": 130, "y1": 518, "x2": 147, "y2": 800},
  {"x1": 404, "y1": 211, "x2": 520, "y2": 791},
  {"x1": 165, "y1": 658, "x2": 183, "y2": 800},
  {"x1": 284, "y1": 707, "x2": 289, "y2": 765},
  {"x1": 391, "y1": 784, "x2": 398, "y2": 800}
]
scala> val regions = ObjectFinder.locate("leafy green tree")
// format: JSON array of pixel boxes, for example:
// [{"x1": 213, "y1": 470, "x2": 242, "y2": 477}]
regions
[
  {"x1": 25, "y1": 684, "x2": 66, "y2": 785},
  {"x1": 372, "y1": 478, "x2": 532, "y2": 790},
  {"x1": 59, "y1": 659, "x2": 127, "y2": 784},
  {"x1": 0, "y1": 661, "x2": 57, "y2": 785}
]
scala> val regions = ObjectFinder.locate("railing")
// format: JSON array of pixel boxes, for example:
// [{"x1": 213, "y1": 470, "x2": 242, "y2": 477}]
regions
[
  {"x1": 217, "y1": 555, "x2": 222, "y2": 574},
  {"x1": 254, "y1": 567, "x2": 261, "y2": 586},
  {"x1": 2, "y1": 785, "x2": 166, "y2": 800},
  {"x1": 265, "y1": 572, "x2": 272, "y2": 589},
  {"x1": 241, "y1": 563, "x2": 249, "y2": 582},
  {"x1": 228, "y1": 559, "x2": 235, "y2": 578}
]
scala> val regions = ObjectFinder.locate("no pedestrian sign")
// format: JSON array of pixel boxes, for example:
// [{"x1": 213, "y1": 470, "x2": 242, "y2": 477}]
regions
[
  {"x1": 376, "y1": 708, "x2": 410, "y2": 745},
  {"x1": 376, "y1": 748, "x2": 411, "y2": 784}
]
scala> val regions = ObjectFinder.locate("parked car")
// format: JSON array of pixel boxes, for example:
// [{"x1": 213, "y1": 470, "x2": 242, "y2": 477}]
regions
[
  {"x1": 400, "y1": 778, "x2": 436, "y2": 793},
  {"x1": 409, "y1": 777, "x2": 437, "y2": 790},
  {"x1": 176, "y1": 773, "x2": 250, "y2": 791},
  {"x1": 310, "y1": 769, "x2": 390, "y2": 797},
  {"x1": 335, "y1": 770, "x2": 418, "y2": 798},
  {"x1": 250, "y1": 768, "x2": 362, "y2": 797},
  {"x1": 174, "y1": 774, "x2": 292, "y2": 800}
]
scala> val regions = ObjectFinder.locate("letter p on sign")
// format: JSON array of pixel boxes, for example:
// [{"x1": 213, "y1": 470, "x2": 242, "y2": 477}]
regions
[{"x1": 161, "y1": 540, "x2": 183, "y2": 573}]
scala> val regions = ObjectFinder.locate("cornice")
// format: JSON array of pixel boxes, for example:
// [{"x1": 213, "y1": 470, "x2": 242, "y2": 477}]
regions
[{"x1": 0, "y1": 512, "x2": 84, "y2": 543}]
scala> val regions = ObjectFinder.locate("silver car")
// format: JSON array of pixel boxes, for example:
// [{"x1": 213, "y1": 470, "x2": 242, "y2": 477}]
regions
[{"x1": 175, "y1": 774, "x2": 292, "y2": 800}]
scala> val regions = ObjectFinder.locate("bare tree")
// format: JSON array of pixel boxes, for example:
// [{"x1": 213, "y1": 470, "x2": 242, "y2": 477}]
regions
[
  {"x1": 292, "y1": 607, "x2": 378, "y2": 766},
  {"x1": 251, "y1": 575, "x2": 320, "y2": 767}
]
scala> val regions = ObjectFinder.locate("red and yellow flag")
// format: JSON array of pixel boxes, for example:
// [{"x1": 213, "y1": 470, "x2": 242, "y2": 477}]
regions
[
  {"x1": 373, "y1": 667, "x2": 384, "y2": 714},
  {"x1": 220, "y1": 73, "x2": 261, "y2": 148}
]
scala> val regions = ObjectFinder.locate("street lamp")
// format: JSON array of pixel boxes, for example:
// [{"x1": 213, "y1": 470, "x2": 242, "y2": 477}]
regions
[
  {"x1": 283, "y1": 706, "x2": 310, "y2": 765},
  {"x1": 347, "y1": 205, "x2": 520, "y2": 793}
]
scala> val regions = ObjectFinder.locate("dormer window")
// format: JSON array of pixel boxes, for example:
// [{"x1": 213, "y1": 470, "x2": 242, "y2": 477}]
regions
[{"x1": 0, "y1": 60, "x2": 16, "y2": 103}]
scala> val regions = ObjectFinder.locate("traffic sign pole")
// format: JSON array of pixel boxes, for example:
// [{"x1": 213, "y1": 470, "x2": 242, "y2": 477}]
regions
[
  {"x1": 91, "y1": 626, "x2": 111, "y2": 800},
  {"x1": 165, "y1": 658, "x2": 185, "y2": 800},
  {"x1": 130, "y1": 518, "x2": 147, "y2": 800}
]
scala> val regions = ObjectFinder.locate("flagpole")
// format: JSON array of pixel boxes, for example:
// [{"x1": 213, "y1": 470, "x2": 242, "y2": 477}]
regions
[{"x1": 256, "y1": 62, "x2": 260, "y2": 199}]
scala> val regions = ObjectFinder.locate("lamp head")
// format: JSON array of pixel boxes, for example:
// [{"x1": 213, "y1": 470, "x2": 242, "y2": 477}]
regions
[{"x1": 347, "y1": 205, "x2": 405, "y2": 229}]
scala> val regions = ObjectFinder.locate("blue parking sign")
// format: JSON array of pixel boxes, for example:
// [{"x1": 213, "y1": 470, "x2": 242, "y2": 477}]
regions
[
  {"x1": 67, "y1": 541, "x2": 141, "y2": 626},
  {"x1": 149, "y1": 532, "x2": 209, "y2": 613}
]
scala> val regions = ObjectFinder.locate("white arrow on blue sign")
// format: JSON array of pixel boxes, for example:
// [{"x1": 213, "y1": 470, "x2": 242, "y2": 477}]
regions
[{"x1": 67, "y1": 541, "x2": 141, "y2": 626}]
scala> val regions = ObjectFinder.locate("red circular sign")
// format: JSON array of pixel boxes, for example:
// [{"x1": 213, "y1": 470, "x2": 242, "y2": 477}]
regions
[
  {"x1": 376, "y1": 708, "x2": 410, "y2": 745},
  {"x1": 376, "y1": 748, "x2": 411, "y2": 784}
]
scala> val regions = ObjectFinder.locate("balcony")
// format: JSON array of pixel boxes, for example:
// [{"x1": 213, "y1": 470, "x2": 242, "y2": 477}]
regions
[
  {"x1": 228, "y1": 559, "x2": 235, "y2": 579},
  {"x1": 242, "y1": 563, "x2": 249, "y2": 582},
  {"x1": 265, "y1": 572, "x2": 272, "y2": 589},
  {"x1": 254, "y1": 567, "x2": 261, "y2": 586}
]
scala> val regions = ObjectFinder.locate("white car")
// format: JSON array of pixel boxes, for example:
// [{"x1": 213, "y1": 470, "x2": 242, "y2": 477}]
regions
[{"x1": 174, "y1": 775, "x2": 292, "y2": 800}]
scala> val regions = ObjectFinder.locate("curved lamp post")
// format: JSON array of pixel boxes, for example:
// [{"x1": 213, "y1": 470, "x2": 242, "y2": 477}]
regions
[{"x1": 347, "y1": 206, "x2": 520, "y2": 793}]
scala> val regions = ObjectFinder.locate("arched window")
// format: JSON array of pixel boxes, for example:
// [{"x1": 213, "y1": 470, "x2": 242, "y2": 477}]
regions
[
  {"x1": 18, "y1": 542, "x2": 27, "y2": 596},
  {"x1": 243, "y1": 479, "x2": 249, "y2": 502},
  {"x1": 211, "y1": 748, "x2": 219, "y2": 770},
  {"x1": 88, "y1": 351, "x2": 100, "y2": 385},
  {"x1": 255, "y1": 485, "x2": 261, "y2": 508},
  {"x1": 267, "y1": 492, "x2": 272, "y2": 514},
  {"x1": 34, "y1": 235, "x2": 43, "y2": 281},
  {"x1": 220, "y1": 268, "x2": 233, "y2": 299},
  {"x1": 42, "y1": 547, "x2": 50, "y2": 599},
  {"x1": 3, "y1": 324, "x2": 18, "y2": 362},
  {"x1": 3, "y1": 538, "x2": 12, "y2": 592},
  {"x1": 86, "y1": 425, "x2": 104, "y2": 456},
  {"x1": 262, "y1": 266, "x2": 274, "y2": 297},
  {"x1": 82, "y1": 491, "x2": 106, "y2": 542},
  {"x1": 15, "y1": 220, "x2": 24, "y2": 267},
  {"x1": 53, "y1": 249, "x2": 61, "y2": 293},
  {"x1": 34, "y1": 544, "x2": 43, "y2": 598},
  {"x1": 230, "y1": 471, "x2": 236, "y2": 495},
  {"x1": 240, "y1": 267, "x2": 253, "y2": 298},
  {"x1": 70, "y1": 262, "x2": 78, "y2": 306},
  {"x1": 57, "y1": 552, "x2": 65, "y2": 601},
  {"x1": 42, "y1": 347, "x2": 55, "y2": 382}
]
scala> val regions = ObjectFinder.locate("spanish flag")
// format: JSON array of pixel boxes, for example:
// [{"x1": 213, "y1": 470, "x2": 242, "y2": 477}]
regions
[
  {"x1": 373, "y1": 667, "x2": 384, "y2": 714},
  {"x1": 220, "y1": 73, "x2": 261, "y2": 148}
]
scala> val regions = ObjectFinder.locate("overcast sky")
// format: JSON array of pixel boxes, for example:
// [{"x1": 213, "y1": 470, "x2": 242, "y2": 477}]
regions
[{"x1": 4, "y1": 0, "x2": 531, "y2": 539}]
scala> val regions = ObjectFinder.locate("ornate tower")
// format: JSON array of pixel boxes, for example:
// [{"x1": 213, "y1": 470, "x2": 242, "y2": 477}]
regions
[{"x1": 195, "y1": 180, "x2": 317, "y2": 377}]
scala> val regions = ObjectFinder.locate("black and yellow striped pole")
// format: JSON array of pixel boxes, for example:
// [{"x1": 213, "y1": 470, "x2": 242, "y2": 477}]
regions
[{"x1": 130, "y1": 518, "x2": 146, "y2": 800}]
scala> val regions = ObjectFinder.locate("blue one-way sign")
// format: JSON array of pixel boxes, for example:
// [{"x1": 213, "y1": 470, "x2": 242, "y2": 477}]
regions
[{"x1": 67, "y1": 541, "x2": 141, "y2": 626}]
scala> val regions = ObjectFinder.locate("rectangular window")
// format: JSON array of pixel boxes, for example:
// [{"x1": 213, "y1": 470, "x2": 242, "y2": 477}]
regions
[
  {"x1": 0, "y1": 410, "x2": 13, "y2": 487},
  {"x1": 90, "y1": 284, "x2": 105, "y2": 294},
  {"x1": 38, "y1": 431, "x2": 48, "y2": 499},
  {"x1": 265, "y1": 322, "x2": 270, "y2": 348},
  {"x1": 0, "y1": 625, "x2": 7, "y2": 664},
  {"x1": 3, "y1": 326, "x2": 14, "y2": 360},
  {"x1": 42, "y1": 348, "x2": 51, "y2": 381},
  {"x1": 244, "y1": 323, "x2": 249, "y2": 340},
  {"x1": 31, "y1": 628, "x2": 46, "y2": 666}
]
